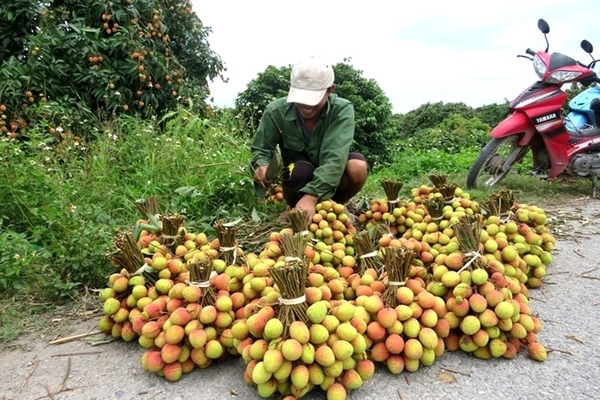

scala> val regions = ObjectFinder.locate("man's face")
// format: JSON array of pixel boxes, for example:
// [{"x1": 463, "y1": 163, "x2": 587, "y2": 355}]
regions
[{"x1": 295, "y1": 90, "x2": 330, "y2": 119}]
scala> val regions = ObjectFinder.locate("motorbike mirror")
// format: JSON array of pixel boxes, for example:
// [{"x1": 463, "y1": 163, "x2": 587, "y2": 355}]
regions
[
  {"x1": 537, "y1": 19, "x2": 550, "y2": 34},
  {"x1": 581, "y1": 40, "x2": 594, "y2": 54}
]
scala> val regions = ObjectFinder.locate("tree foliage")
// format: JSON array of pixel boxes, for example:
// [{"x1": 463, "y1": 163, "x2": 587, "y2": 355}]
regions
[
  {"x1": 395, "y1": 100, "x2": 511, "y2": 139},
  {"x1": 0, "y1": 0, "x2": 223, "y2": 138},
  {"x1": 398, "y1": 113, "x2": 490, "y2": 154},
  {"x1": 395, "y1": 102, "x2": 475, "y2": 138},
  {"x1": 473, "y1": 102, "x2": 510, "y2": 127},
  {"x1": 235, "y1": 60, "x2": 397, "y2": 169}
]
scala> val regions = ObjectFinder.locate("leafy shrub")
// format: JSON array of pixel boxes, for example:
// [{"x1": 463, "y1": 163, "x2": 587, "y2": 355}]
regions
[
  {"x1": 0, "y1": 108, "x2": 265, "y2": 300},
  {"x1": 0, "y1": 0, "x2": 223, "y2": 139},
  {"x1": 387, "y1": 147, "x2": 481, "y2": 179},
  {"x1": 398, "y1": 114, "x2": 490, "y2": 153},
  {"x1": 474, "y1": 102, "x2": 510, "y2": 127},
  {"x1": 0, "y1": 226, "x2": 51, "y2": 294},
  {"x1": 396, "y1": 102, "x2": 475, "y2": 138}
]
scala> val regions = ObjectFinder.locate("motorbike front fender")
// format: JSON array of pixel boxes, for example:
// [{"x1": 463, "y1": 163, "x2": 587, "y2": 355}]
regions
[{"x1": 490, "y1": 112, "x2": 537, "y2": 146}]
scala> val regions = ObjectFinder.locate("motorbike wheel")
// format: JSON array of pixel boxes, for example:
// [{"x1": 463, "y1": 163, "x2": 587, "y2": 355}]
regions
[{"x1": 466, "y1": 137, "x2": 529, "y2": 189}]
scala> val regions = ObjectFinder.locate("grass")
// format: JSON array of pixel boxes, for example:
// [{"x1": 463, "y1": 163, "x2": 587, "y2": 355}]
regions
[{"x1": 0, "y1": 107, "x2": 596, "y2": 345}]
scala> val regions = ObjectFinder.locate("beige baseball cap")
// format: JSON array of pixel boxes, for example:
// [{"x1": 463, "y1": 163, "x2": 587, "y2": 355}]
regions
[{"x1": 287, "y1": 56, "x2": 334, "y2": 106}]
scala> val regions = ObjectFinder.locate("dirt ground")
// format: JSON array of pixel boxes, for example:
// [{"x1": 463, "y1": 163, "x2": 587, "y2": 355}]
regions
[{"x1": 1, "y1": 196, "x2": 599, "y2": 400}]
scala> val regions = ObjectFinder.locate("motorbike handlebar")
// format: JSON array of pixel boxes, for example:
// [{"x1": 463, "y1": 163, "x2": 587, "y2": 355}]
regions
[{"x1": 526, "y1": 48, "x2": 536, "y2": 56}]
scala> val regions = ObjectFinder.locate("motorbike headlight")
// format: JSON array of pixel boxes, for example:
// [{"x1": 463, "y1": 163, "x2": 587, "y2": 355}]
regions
[
  {"x1": 546, "y1": 71, "x2": 582, "y2": 84},
  {"x1": 533, "y1": 54, "x2": 546, "y2": 79}
]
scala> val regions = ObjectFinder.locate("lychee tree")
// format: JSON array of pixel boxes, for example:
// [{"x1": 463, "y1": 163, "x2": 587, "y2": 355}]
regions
[
  {"x1": 235, "y1": 59, "x2": 397, "y2": 169},
  {"x1": 0, "y1": 0, "x2": 224, "y2": 137}
]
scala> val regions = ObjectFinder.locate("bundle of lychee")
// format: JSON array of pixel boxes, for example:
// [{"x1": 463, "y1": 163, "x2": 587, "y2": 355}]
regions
[
  {"x1": 99, "y1": 213, "x2": 265, "y2": 381},
  {"x1": 351, "y1": 246, "x2": 446, "y2": 375},
  {"x1": 300, "y1": 200, "x2": 357, "y2": 269},
  {"x1": 237, "y1": 298, "x2": 376, "y2": 399},
  {"x1": 426, "y1": 214, "x2": 547, "y2": 361},
  {"x1": 478, "y1": 190, "x2": 555, "y2": 289},
  {"x1": 134, "y1": 252, "x2": 261, "y2": 381},
  {"x1": 232, "y1": 233, "x2": 376, "y2": 399},
  {"x1": 357, "y1": 176, "x2": 479, "y2": 240}
]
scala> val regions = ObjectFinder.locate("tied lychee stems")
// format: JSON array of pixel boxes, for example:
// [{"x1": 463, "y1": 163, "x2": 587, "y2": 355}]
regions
[
  {"x1": 373, "y1": 222, "x2": 395, "y2": 244},
  {"x1": 131, "y1": 263, "x2": 153, "y2": 276},
  {"x1": 188, "y1": 280, "x2": 210, "y2": 288},
  {"x1": 457, "y1": 251, "x2": 484, "y2": 274},
  {"x1": 288, "y1": 208, "x2": 309, "y2": 234},
  {"x1": 110, "y1": 231, "x2": 155, "y2": 284},
  {"x1": 354, "y1": 230, "x2": 383, "y2": 274},
  {"x1": 214, "y1": 219, "x2": 239, "y2": 265},
  {"x1": 381, "y1": 246, "x2": 415, "y2": 307},
  {"x1": 380, "y1": 178, "x2": 403, "y2": 211},
  {"x1": 423, "y1": 196, "x2": 445, "y2": 220},
  {"x1": 270, "y1": 262, "x2": 309, "y2": 338},
  {"x1": 481, "y1": 189, "x2": 515, "y2": 219},
  {"x1": 454, "y1": 215, "x2": 487, "y2": 271},
  {"x1": 188, "y1": 259, "x2": 216, "y2": 306},
  {"x1": 160, "y1": 213, "x2": 185, "y2": 250},
  {"x1": 279, "y1": 295, "x2": 306, "y2": 305},
  {"x1": 428, "y1": 172, "x2": 448, "y2": 187},
  {"x1": 359, "y1": 251, "x2": 378, "y2": 259},
  {"x1": 436, "y1": 183, "x2": 458, "y2": 202},
  {"x1": 428, "y1": 173, "x2": 447, "y2": 188},
  {"x1": 279, "y1": 232, "x2": 307, "y2": 262},
  {"x1": 134, "y1": 196, "x2": 159, "y2": 217}
]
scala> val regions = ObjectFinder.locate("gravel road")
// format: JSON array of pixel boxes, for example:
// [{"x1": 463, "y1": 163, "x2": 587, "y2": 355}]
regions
[{"x1": 1, "y1": 197, "x2": 599, "y2": 400}]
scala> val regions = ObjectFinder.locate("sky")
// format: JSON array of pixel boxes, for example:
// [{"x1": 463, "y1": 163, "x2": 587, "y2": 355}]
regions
[{"x1": 192, "y1": 0, "x2": 600, "y2": 114}]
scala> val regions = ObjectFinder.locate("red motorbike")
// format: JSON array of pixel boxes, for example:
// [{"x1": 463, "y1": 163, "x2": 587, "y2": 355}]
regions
[{"x1": 466, "y1": 19, "x2": 600, "y2": 197}]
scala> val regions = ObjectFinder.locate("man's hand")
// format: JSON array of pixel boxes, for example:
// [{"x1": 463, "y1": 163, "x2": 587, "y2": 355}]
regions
[
  {"x1": 296, "y1": 194, "x2": 318, "y2": 223},
  {"x1": 253, "y1": 165, "x2": 270, "y2": 187}
]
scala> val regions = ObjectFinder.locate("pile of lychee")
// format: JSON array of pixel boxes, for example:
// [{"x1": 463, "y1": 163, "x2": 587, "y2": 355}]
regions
[{"x1": 96, "y1": 180, "x2": 555, "y2": 399}]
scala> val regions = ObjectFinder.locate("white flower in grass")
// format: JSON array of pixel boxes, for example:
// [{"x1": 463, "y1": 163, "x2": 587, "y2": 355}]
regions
[
  {"x1": 30, "y1": 160, "x2": 37, "y2": 165},
  {"x1": 69, "y1": 205, "x2": 77, "y2": 212},
  {"x1": 56, "y1": 127, "x2": 63, "y2": 133},
  {"x1": 45, "y1": 157, "x2": 50, "y2": 162},
  {"x1": 14, "y1": 254, "x2": 21, "y2": 260}
]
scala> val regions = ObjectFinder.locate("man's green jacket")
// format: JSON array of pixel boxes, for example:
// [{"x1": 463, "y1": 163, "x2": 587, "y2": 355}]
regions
[{"x1": 251, "y1": 94, "x2": 355, "y2": 201}]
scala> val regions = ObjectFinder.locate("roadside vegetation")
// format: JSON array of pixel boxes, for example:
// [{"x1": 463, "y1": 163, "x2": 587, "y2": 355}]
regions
[{"x1": 0, "y1": 1, "x2": 592, "y2": 344}]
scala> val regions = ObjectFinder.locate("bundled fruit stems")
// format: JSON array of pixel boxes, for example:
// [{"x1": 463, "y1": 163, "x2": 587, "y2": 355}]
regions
[
  {"x1": 381, "y1": 246, "x2": 415, "y2": 307},
  {"x1": 380, "y1": 178, "x2": 403, "y2": 211},
  {"x1": 134, "y1": 196, "x2": 159, "y2": 217},
  {"x1": 214, "y1": 219, "x2": 239, "y2": 266},
  {"x1": 272, "y1": 232, "x2": 309, "y2": 338},
  {"x1": 110, "y1": 230, "x2": 155, "y2": 284},
  {"x1": 429, "y1": 173, "x2": 457, "y2": 202},
  {"x1": 287, "y1": 208, "x2": 309, "y2": 236},
  {"x1": 422, "y1": 195, "x2": 445, "y2": 222},
  {"x1": 160, "y1": 213, "x2": 185, "y2": 250},
  {"x1": 354, "y1": 230, "x2": 383, "y2": 275},
  {"x1": 187, "y1": 258, "x2": 217, "y2": 306},
  {"x1": 481, "y1": 189, "x2": 515, "y2": 222},
  {"x1": 454, "y1": 214, "x2": 487, "y2": 272}
]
